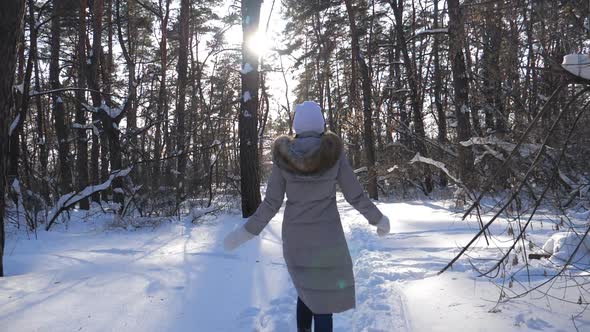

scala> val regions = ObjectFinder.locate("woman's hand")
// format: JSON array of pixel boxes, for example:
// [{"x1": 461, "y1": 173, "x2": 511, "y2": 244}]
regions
[
  {"x1": 223, "y1": 225, "x2": 256, "y2": 251},
  {"x1": 375, "y1": 215, "x2": 390, "y2": 237}
]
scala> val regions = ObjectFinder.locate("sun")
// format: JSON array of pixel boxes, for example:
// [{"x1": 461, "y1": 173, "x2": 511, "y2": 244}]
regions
[{"x1": 247, "y1": 30, "x2": 272, "y2": 57}]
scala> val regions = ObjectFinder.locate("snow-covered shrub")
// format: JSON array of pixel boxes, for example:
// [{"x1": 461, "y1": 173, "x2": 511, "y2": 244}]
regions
[{"x1": 542, "y1": 231, "x2": 590, "y2": 265}]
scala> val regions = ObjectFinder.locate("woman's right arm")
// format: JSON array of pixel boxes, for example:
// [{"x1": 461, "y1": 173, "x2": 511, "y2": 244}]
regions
[
  {"x1": 224, "y1": 164, "x2": 286, "y2": 251},
  {"x1": 243, "y1": 163, "x2": 286, "y2": 235}
]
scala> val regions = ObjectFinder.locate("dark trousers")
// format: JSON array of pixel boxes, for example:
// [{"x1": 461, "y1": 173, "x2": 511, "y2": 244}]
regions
[{"x1": 297, "y1": 297, "x2": 333, "y2": 332}]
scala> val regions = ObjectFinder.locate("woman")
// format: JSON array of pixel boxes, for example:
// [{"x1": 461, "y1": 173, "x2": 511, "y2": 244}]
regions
[{"x1": 224, "y1": 101, "x2": 390, "y2": 332}]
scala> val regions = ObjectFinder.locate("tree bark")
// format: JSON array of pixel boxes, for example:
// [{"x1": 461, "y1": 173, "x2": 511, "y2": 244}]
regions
[
  {"x1": 50, "y1": 0, "x2": 72, "y2": 196},
  {"x1": 344, "y1": 0, "x2": 378, "y2": 199},
  {"x1": 115, "y1": 0, "x2": 136, "y2": 193},
  {"x1": 153, "y1": 0, "x2": 171, "y2": 191},
  {"x1": 433, "y1": 0, "x2": 447, "y2": 187},
  {"x1": 176, "y1": 0, "x2": 190, "y2": 198},
  {"x1": 390, "y1": 0, "x2": 433, "y2": 193},
  {"x1": 0, "y1": 0, "x2": 26, "y2": 277},
  {"x1": 448, "y1": 0, "x2": 474, "y2": 184},
  {"x1": 9, "y1": 0, "x2": 38, "y2": 191},
  {"x1": 31, "y1": 0, "x2": 48, "y2": 201},
  {"x1": 239, "y1": 0, "x2": 262, "y2": 217},
  {"x1": 7, "y1": 36, "x2": 25, "y2": 186},
  {"x1": 482, "y1": 1, "x2": 503, "y2": 133},
  {"x1": 76, "y1": 0, "x2": 90, "y2": 210},
  {"x1": 391, "y1": 30, "x2": 409, "y2": 145},
  {"x1": 88, "y1": 0, "x2": 110, "y2": 203},
  {"x1": 91, "y1": 0, "x2": 124, "y2": 207}
]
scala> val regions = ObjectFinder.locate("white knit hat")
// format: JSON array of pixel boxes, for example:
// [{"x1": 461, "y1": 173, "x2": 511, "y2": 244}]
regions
[{"x1": 293, "y1": 101, "x2": 325, "y2": 134}]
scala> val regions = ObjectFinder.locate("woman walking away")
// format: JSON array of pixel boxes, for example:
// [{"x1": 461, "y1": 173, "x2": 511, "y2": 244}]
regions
[{"x1": 223, "y1": 101, "x2": 390, "y2": 332}]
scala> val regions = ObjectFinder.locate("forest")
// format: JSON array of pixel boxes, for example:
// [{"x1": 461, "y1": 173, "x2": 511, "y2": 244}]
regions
[{"x1": 1, "y1": 0, "x2": 590, "y2": 330}]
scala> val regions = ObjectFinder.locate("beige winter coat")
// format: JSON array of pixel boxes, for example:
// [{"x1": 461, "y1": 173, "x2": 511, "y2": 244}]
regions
[{"x1": 244, "y1": 131, "x2": 384, "y2": 314}]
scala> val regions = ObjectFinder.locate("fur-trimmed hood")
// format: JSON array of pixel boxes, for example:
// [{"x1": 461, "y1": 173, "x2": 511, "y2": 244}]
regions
[{"x1": 272, "y1": 131, "x2": 343, "y2": 175}]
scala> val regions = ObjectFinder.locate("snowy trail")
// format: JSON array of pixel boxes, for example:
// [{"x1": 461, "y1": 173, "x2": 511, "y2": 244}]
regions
[
  {"x1": 1, "y1": 214, "x2": 287, "y2": 331},
  {"x1": 0, "y1": 198, "x2": 416, "y2": 331},
  {"x1": 1, "y1": 198, "x2": 588, "y2": 331}
]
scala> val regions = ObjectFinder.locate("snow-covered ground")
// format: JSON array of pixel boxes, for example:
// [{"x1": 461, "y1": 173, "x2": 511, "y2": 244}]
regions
[{"x1": 1, "y1": 196, "x2": 588, "y2": 331}]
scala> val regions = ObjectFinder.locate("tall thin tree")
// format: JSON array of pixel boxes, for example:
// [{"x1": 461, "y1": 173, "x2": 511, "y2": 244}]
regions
[
  {"x1": 433, "y1": 0, "x2": 447, "y2": 187},
  {"x1": 239, "y1": 0, "x2": 262, "y2": 217},
  {"x1": 176, "y1": 0, "x2": 190, "y2": 198},
  {"x1": 0, "y1": 0, "x2": 26, "y2": 277},
  {"x1": 389, "y1": 0, "x2": 433, "y2": 193},
  {"x1": 50, "y1": 0, "x2": 72, "y2": 196},
  {"x1": 76, "y1": 0, "x2": 90, "y2": 210},
  {"x1": 344, "y1": 0, "x2": 379, "y2": 199},
  {"x1": 448, "y1": 0, "x2": 474, "y2": 184}
]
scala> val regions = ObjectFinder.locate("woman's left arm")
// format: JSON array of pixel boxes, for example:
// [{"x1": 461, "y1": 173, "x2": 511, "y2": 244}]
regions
[{"x1": 243, "y1": 163, "x2": 286, "y2": 235}]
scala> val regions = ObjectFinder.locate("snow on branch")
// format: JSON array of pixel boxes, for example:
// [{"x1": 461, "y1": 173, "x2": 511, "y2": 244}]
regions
[
  {"x1": 98, "y1": 100, "x2": 123, "y2": 119},
  {"x1": 559, "y1": 170, "x2": 590, "y2": 206},
  {"x1": 30, "y1": 87, "x2": 121, "y2": 98},
  {"x1": 383, "y1": 87, "x2": 410, "y2": 94},
  {"x1": 72, "y1": 123, "x2": 100, "y2": 136},
  {"x1": 407, "y1": 28, "x2": 449, "y2": 42},
  {"x1": 354, "y1": 166, "x2": 368, "y2": 174},
  {"x1": 13, "y1": 83, "x2": 24, "y2": 94},
  {"x1": 562, "y1": 54, "x2": 590, "y2": 81},
  {"x1": 415, "y1": 28, "x2": 449, "y2": 36},
  {"x1": 82, "y1": 100, "x2": 124, "y2": 120},
  {"x1": 473, "y1": 144, "x2": 505, "y2": 165},
  {"x1": 45, "y1": 167, "x2": 132, "y2": 231},
  {"x1": 409, "y1": 153, "x2": 461, "y2": 185},
  {"x1": 559, "y1": 170, "x2": 577, "y2": 188},
  {"x1": 9, "y1": 114, "x2": 21, "y2": 136},
  {"x1": 460, "y1": 136, "x2": 544, "y2": 158},
  {"x1": 81, "y1": 103, "x2": 95, "y2": 113},
  {"x1": 240, "y1": 63, "x2": 254, "y2": 75}
]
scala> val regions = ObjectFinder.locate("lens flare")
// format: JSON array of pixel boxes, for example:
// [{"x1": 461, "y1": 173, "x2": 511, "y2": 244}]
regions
[{"x1": 247, "y1": 30, "x2": 271, "y2": 57}]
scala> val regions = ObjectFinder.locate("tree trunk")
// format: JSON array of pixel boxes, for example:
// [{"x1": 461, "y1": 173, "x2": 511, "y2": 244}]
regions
[
  {"x1": 239, "y1": 0, "x2": 262, "y2": 217},
  {"x1": 50, "y1": 0, "x2": 72, "y2": 196},
  {"x1": 325, "y1": 53, "x2": 334, "y2": 132},
  {"x1": 390, "y1": 0, "x2": 433, "y2": 193},
  {"x1": 115, "y1": 0, "x2": 136, "y2": 194},
  {"x1": 482, "y1": 1, "x2": 503, "y2": 133},
  {"x1": 176, "y1": 0, "x2": 190, "y2": 198},
  {"x1": 433, "y1": 0, "x2": 447, "y2": 187},
  {"x1": 385, "y1": 28, "x2": 395, "y2": 145},
  {"x1": 32, "y1": 1, "x2": 48, "y2": 201},
  {"x1": 344, "y1": 0, "x2": 378, "y2": 199},
  {"x1": 521, "y1": 3, "x2": 536, "y2": 130},
  {"x1": 76, "y1": 0, "x2": 90, "y2": 210},
  {"x1": 9, "y1": 0, "x2": 38, "y2": 193},
  {"x1": 0, "y1": 0, "x2": 26, "y2": 277},
  {"x1": 90, "y1": 0, "x2": 113, "y2": 203},
  {"x1": 92, "y1": 0, "x2": 124, "y2": 207},
  {"x1": 392, "y1": 32, "x2": 409, "y2": 145},
  {"x1": 448, "y1": 0, "x2": 474, "y2": 184},
  {"x1": 87, "y1": 0, "x2": 105, "y2": 199},
  {"x1": 7, "y1": 36, "x2": 25, "y2": 187},
  {"x1": 153, "y1": 0, "x2": 171, "y2": 191}
]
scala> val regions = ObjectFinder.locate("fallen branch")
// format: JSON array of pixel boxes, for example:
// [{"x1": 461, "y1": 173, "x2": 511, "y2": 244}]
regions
[
  {"x1": 409, "y1": 153, "x2": 461, "y2": 184},
  {"x1": 45, "y1": 168, "x2": 132, "y2": 231},
  {"x1": 410, "y1": 153, "x2": 490, "y2": 245}
]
